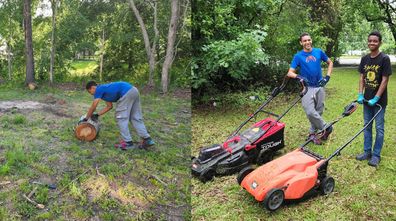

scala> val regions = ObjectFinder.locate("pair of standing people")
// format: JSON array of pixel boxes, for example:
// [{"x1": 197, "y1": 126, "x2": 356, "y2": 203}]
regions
[{"x1": 288, "y1": 31, "x2": 391, "y2": 167}]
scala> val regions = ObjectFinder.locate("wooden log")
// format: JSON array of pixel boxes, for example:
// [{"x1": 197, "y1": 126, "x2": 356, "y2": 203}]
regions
[{"x1": 75, "y1": 118, "x2": 100, "y2": 142}]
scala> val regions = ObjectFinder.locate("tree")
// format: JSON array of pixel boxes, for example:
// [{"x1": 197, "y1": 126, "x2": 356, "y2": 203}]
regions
[
  {"x1": 302, "y1": 0, "x2": 343, "y2": 58},
  {"x1": 49, "y1": 0, "x2": 58, "y2": 84},
  {"x1": 128, "y1": 0, "x2": 159, "y2": 88},
  {"x1": 161, "y1": 0, "x2": 181, "y2": 93},
  {"x1": 23, "y1": 0, "x2": 35, "y2": 85},
  {"x1": 0, "y1": 0, "x2": 23, "y2": 81},
  {"x1": 372, "y1": 0, "x2": 396, "y2": 42}
]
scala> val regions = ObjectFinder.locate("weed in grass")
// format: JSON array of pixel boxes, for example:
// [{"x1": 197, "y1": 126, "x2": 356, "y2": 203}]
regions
[
  {"x1": 12, "y1": 114, "x2": 27, "y2": 124},
  {"x1": 0, "y1": 206, "x2": 8, "y2": 220},
  {"x1": 0, "y1": 164, "x2": 10, "y2": 175},
  {"x1": 71, "y1": 208, "x2": 92, "y2": 220},
  {"x1": 97, "y1": 196, "x2": 120, "y2": 212},
  {"x1": 34, "y1": 211, "x2": 53, "y2": 220},
  {"x1": 16, "y1": 201, "x2": 36, "y2": 218},
  {"x1": 70, "y1": 183, "x2": 84, "y2": 201},
  {"x1": 35, "y1": 187, "x2": 49, "y2": 204}
]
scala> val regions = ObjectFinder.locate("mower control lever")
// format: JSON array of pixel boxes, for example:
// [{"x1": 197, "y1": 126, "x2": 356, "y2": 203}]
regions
[
  {"x1": 298, "y1": 79, "x2": 308, "y2": 97},
  {"x1": 342, "y1": 101, "x2": 358, "y2": 116}
]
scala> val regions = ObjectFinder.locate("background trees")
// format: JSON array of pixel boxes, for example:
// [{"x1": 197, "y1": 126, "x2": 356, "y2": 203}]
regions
[
  {"x1": 192, "y1": 0, "x2": 396, "y2": 101},
  {"x1": 0, "y1": 0, "x2": 190, "y2": 93}
]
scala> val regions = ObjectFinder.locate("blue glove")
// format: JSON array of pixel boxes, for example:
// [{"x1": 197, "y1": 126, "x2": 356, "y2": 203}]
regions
[
  {"x1": 318, "y1": 75, "x2": 330, "y2": 87},
  {"x1": 357, "y1": 93, "x2": 364, "y2": 104},
  {"x1": 296, "y1": 75, "x2": 309, "y2": 84},
  {"x1": 368, "y1": 96, "x2": 380, "y2": 106}
]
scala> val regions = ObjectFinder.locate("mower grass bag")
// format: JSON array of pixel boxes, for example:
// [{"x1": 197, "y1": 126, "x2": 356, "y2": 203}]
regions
[
  {"x1": 238, "y1": 101, "x2": 381, "y2": 211},
  {"x1": 192, "y1": 77, "x2": 307, "y2": 182}
]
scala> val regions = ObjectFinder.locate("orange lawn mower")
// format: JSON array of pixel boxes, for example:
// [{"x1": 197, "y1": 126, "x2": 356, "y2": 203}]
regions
[{"x1": 238, "y1": 100, "x2": 382, "y2": 211}]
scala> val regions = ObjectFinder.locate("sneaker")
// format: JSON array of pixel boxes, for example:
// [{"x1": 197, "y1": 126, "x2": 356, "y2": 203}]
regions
[
  {"x1": 368, "y1": 155, "x2": 380, "y2": 167},
  {"x1": 321, "y1": 125, "x2": 333, "y2": 141},
  {"x1": 115, "y1": 140, "x2": 136, "y2": 150},
  {"x1": 356, "y1": 152, "x2": 371, "y2": 161},
  {"x1": 138, "y1": 137, "x2": 155, "y2": 149},
  {"x1": 307, "y1": 133, "x2": 322, "y2": 145}
]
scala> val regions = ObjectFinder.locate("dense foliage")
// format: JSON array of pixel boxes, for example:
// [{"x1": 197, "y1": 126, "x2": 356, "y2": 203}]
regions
[
  {"x1": 191, "y1": 0, "x2": 396, "y2": 103},
  {"x1": 0, "y1": 0, "x2": 190, "y2": 90}
]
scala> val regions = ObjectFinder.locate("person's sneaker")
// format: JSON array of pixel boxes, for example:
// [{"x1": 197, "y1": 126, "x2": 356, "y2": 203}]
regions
[
  {"x1": 356, "y1": 152, "x2": 371, "y2": 161},
  {"x1": 368, "y1": 155, "x2": 380, "y2": 167},
  {"x1": 321, "y1": 125, "x2": 333, "y2": 141},
  {"x1": 307, "y1": 133, "x2": 322, "y2": 145},
  {"x1": 114, "y1": 140, "x2": 126, "y2": 148},
  {"x1": 138, "y1": 137, "x2": 155, "y2": 149},
  {"x1": 115, "y1": 140, "x2": 136, "y2": 150}
]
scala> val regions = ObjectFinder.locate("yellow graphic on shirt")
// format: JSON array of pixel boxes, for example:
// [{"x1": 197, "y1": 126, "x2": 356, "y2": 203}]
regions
[
  {"x1": 363, "y1": 64, "x2": 380, "y2": 89},
  {"x1": 367, "y1": 71, "x2": 376, "y2": 81}
]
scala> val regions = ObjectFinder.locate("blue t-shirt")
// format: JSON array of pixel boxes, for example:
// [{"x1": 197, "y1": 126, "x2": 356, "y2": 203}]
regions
[
  {"x1": 94, "y1": 82, "x2": 133, "y2": 102},
  {"x1": 290, "y1": 48, "x2": 329, "y2": 87}
]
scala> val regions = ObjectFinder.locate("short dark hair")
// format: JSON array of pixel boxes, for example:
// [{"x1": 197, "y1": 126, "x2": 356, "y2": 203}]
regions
[
  {"x1": 299, "y1": 32, "x2": 310, "y2": 41},
  {"x1": 368, "y1": 31, "x2": 382, "y2": 42},
  {"x1": 86, "y1": 81, "x2": 97, "y2": 90}
]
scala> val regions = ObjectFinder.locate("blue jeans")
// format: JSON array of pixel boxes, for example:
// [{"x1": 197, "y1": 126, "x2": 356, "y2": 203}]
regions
[{"x1": 363, "y1": 104, "x2": 386, "y2": 158}]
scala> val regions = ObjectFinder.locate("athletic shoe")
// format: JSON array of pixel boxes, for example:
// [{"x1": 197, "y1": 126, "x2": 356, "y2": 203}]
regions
[
  {"x1": 321, "y1": 125, "x2": 333, "y2": 141},
  {"x1": 115, "y1": 140, "x2": 136, "y2": 150},
  {"x1": 368, "y1": 155, "x2": 380, "y2": 167},
  {"x1": 356, "y1": 152, "x2": 371, "y2": 161},
  {"x1": 307, "y1": 133, "x2": 322, "y2": 145},
  {"x1": 138, "y1": 137, "x2": 155, "y2": 149}
]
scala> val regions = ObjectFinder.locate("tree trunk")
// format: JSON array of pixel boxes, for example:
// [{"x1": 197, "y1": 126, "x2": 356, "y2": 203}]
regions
[
  {"x1": 75, "y1": 119, "x2": 100, "y2": 142},
  {"x1": 24, "y1": 0, "x2": 35, "y2": 85},
  {"x1": 99, "y1": 28, "x2": 105, "y2": 82},
  {"x1": 128, "y1": 0, "x2": 157, "y2": 87},
  {"x1": 161, "y1": 0, "x2": 180, "y2": 94},
  {"x1": 7, "y1": 42, "x2": 12, "y2": 81},
  {"x1": 49, "y1": 0, "x2": 57, "y2": 84}
]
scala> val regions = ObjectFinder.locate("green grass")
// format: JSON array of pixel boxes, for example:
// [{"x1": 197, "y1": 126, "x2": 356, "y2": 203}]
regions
[
  {"x1": 192, "y1": 66, "x2": 396, "y2": 220},
  {"x1": 69, "y1": 60, "x2": 98, "y2": 76},
  {"x1": 0, "y1": 84, "x2": 191, "y2": 220}
]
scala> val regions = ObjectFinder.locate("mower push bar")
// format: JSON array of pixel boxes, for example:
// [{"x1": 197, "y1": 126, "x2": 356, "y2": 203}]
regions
[
  {"x1": 301, "y1": 101, "x2": 359, "y2": 149},
  {"x1": 229, "y1": 76, "x2": 307, "y2": 139},
  {"x1": 324, "y1": 100, "x2": 382, "y2": 163}
]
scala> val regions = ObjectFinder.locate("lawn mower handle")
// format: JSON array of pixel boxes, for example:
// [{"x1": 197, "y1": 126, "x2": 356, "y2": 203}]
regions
[
  {"x1": 297, "y1": 78, "x2": 308, "y2": 97},
  {"x1": 322, "y1": 101, "x2": 382, "y2": 164},
  {"x1": 228, "y1": 75, "x2": 306, "y2": 139}
]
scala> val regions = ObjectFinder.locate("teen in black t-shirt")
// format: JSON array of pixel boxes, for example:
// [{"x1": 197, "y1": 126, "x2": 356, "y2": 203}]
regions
[{"x1": 356, "y1": 31, "x2": 392, "y2": 167}]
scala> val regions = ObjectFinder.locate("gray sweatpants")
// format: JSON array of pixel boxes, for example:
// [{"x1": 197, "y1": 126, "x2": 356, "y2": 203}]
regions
[
  {"x1": 301, "y1": 87, "x2": 326, "y2": 133},
  {"x1": 115, "y1": 87, "x2": 150, "y2": 142}
]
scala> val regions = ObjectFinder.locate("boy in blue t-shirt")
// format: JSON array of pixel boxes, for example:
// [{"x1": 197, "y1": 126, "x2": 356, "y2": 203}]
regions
[
  {"x1": 84, "y1": 81, "x2": 154, "y2": 150},
  {"x1": 286, "y1": 32, "x2": 334, "y2": 144}
]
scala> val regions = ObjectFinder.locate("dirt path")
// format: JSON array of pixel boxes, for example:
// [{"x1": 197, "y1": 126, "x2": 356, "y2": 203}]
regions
[{"x1": 0, "y1": 101, "x2": 48, "y2": 110}]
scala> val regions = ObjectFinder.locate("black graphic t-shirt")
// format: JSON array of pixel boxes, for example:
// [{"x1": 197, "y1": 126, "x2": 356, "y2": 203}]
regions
[{"x1": 358, "y1": 52, "x2": 392, "y2": 106}]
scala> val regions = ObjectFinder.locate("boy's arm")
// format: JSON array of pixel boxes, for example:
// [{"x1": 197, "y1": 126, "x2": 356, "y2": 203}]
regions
[
  {"x1": 375, "y1": 75, "x2": 389, "y2": 97},
  {"x1": 326, "y1": 58, "x2": 333, "y2": 77}
]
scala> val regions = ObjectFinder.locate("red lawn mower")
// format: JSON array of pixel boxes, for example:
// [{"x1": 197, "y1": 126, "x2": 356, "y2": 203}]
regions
[
  {"x1": 191, "y1": 77, "x2": 307, "y2": 182},
  {"x1": 238, "y1": 100, "x2": 382, "y2": 211}
]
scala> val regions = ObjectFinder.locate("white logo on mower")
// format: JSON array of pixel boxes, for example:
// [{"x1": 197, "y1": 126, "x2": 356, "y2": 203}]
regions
[{"x1": 261, "y1": 140, "x2": 282, "y2": 149}]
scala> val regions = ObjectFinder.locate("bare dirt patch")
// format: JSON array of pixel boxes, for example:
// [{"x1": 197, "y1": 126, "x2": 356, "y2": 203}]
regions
[
  {"x1": 0, "y1": 101, "x2": 48, "y2": 110},
  {"x1": 172, "y1": 88, "x2": 191, "y2": 100}
]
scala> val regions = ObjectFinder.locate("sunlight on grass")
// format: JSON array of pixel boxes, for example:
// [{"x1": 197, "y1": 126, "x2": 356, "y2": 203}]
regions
[{"x1": 69, "y1": 60, "x2": 98, "y2": 77}]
